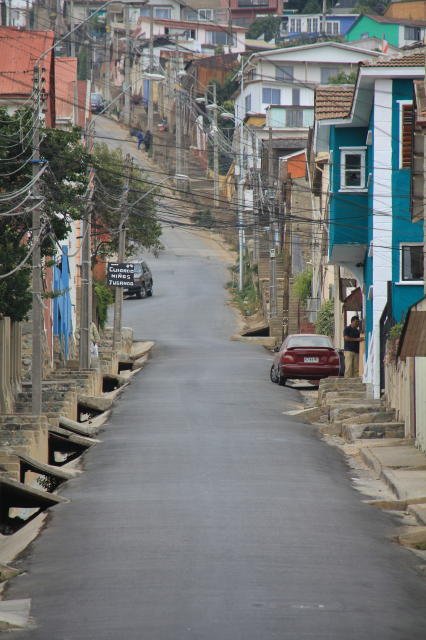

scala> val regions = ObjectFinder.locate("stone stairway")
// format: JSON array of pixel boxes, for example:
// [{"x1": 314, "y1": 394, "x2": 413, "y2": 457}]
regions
[{"x1": 318, "y1": 377, "x2": 405, "y2": 441}]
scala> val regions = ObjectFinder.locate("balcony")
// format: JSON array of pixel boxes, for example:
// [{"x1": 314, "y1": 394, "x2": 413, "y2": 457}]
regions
[{"x1": 266, "y1": 105, "x2": 314, "y2": 129}]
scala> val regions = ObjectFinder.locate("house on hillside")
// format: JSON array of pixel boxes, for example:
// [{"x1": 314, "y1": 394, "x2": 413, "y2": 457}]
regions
[
  {"x1": 345, "y1": 14, "x2": 426, "y2": 48},
  {"x1": 225, "y1": 0, "x2": 283, "y2": 28},
  {"x1": 234, "y1": 42, "x2": 380, "y2": 172},
  {"x1": 314, "y1": 50, "x2": 425, "y2": 398},
  {"x1": 0, "y1": 26, "x2": 55, "y2": 127},
  {"x1": 280, "y1": 13, "x2": 359, "y2": 41}
]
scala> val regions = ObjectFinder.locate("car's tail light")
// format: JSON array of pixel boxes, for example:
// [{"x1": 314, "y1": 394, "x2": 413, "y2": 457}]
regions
[
  {"x1": 281, "y1": 353, "x2": 295, "y2": 364},
  {"x1": 328, "y1": 353, "x2": 340, "y2": 365}
]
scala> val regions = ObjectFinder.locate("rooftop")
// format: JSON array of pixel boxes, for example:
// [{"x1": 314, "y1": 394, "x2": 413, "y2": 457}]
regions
[
  {"x1": 314, "y1": 84, "x2": 354, "y2": 120},
  {"x1": 0, "y1": 27, "x2": 54, "y2": 97},
  {"x1": 361, "y1": 47, "x2": 425, "y2": 66}
]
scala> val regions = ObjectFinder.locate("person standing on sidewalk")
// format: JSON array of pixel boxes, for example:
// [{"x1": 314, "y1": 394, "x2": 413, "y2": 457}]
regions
[{"x1": 343, "y1": 316, "x2": 363, "y2": 377}]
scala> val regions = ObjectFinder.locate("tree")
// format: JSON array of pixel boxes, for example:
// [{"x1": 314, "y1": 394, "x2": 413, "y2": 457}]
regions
[
  {"x1": 91, "y1": 143, "x2": 162, "y2": 260},
  {"x1": 303, "y1": 0, "x2": 321, "y2": 12},
  {"x1": 246, "y1": 16, "x2": 281, "y2": 42}
]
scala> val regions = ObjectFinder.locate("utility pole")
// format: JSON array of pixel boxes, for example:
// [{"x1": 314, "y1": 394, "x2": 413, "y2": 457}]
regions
[
  {"x1": 237, "y1": 123, "x2": 244, "y2": 291},
  {"x1": 123, "y1": 3, "x2": 131, "y2": 126},
  {"x1": 175, "y1": 54, "x2": 182, "y2": 176},
  {"x1": 251, "y1": 130, "x2": 259, "y2": 263},
  {"x1": 79, "y1": 123, "x2": 94, "y2": 370},
  {"x1": 212, "y1": 83, "x2": 219, "y2": 208},
  {"x1": 70, "y1": 0, "x2": 75, "y2": 57},
  {"x1": 104, "y1": 7, "x2": 111, "y2": 104},
  {"x1": 147, "y1": 4, "x2": 154, "y2": 132},
  {"x1": 282, "y1": 169, "x2": 292, "y2": 340},
  {"x1": 268, "y1": 127, "x2": 277, "y2": 318},
  {"x1": 321, "y1": 0, "x2": 327, "y2": 35},
  {"x1": 31, "y1": 65, "x2": 43, "y2": 415},
  {"x1": 113, "y1": 154, "x2": 132, "y2": 350}
]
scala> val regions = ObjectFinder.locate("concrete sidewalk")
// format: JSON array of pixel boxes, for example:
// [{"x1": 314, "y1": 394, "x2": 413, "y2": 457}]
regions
[{"x1": 359, "y1": 439, "x2": 426, "y2": 524}]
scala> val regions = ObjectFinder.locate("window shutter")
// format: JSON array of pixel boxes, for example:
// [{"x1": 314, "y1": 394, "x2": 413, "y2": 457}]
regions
[{"x1": 401, "y1": 103, "x2": 414, "y2": 168}]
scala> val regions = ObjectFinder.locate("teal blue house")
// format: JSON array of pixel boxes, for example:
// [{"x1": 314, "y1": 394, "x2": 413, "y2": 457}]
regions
[{"x1": 315, "y1": 52, "x2": 424, "y2": 397}]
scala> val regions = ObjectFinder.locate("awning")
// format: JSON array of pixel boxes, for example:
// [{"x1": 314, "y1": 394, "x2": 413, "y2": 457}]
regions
[
  {"x1": 399, "y1": 310, "x2": 426, "y2": 359},
  {"x1": 342, "y1": 287, "x2": 362, "y2": 312}
]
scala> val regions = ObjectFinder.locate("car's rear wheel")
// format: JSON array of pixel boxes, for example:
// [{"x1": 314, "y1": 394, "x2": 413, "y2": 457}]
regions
[
  {"x1": 270, "y1": 364, "x2": 278, "y2": 383},
  {"x1": 278, "y1": 373, "x2": 287, "y2": 386},
  {"x1": 146, "y1": 287, "x2": 153, "y2": 297},
  {"x1": 136, "y1": 285, "x2": 146, "y2": 299}
]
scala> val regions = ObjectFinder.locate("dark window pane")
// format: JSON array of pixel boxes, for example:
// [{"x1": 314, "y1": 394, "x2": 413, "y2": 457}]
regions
[
  {"x1": 345, "y1": 154, "x2": 361, "y2": 169},
  {"x1": 402, "y1": 245, "x2": 424, "y2": 280}
]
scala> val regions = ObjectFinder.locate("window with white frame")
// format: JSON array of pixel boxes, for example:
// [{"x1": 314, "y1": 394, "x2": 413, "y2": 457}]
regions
[
  {"x1": 154, "y1": 7, "x2": 172, "y2": 19},
  {"x1": 262, "y1": 87, "x2": 281, "y2": 105},
  {"x1": 312, "y1": 17, "x2": 318, "y2": 32},
  {"x1": 307, "y1": 18, "x2": 311, "y2": 32},
  {"x1": 275, "y1": 65, "x2": 294, "y2": 81},
  {"x1": 290, "y1": 18, "x2": 295, "y2": 31},
  {"x1": 198, "y1": 9, "x2": 212, "y2": 21},
  {"x1": 340, "y1": 147, "x2": 366, "y2": 190},
  {"x1": 292, "y1": 88, "x2": 300, "y2": 106},
  {"x1": 333, "y1": 22, "x2": 339, "y2": 34},
  {"x1": 401, "y1": 243, "x2": 424, "y2": 282},
  {"x1": 245, "y1": 93, "x2": 252, "y2": 113},
  {"x1": 326, "y1": 21, "x2": 332, "y2": 34}
]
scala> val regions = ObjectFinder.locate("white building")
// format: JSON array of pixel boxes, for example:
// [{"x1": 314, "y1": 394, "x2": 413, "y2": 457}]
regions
[{"x1": 235, "y1": 42, "x2": 381, "y2": 134}]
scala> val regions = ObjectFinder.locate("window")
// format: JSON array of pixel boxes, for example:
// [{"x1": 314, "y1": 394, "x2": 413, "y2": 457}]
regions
[
  {"x1": 290, "y1": 18, "x2": 295, "y2": 31},
  {"x1": 286, "y1": 109, "x2": 303, "y2": 127},
  {"x1": 262, "y1": 87, "x2": 280, "y2": 105},
  {"x1": 292, "y1": 88, "x2": 300, "y2": 106},
  {"x1": 333, "y1": 22, "x2": 339, "y2": 34},
  {"x1": 307, "y1": 18, "x2": 311, "y2": 32},
  {"x1": 198, "y1": 9, "x2": 212, "y2": 21},
  {"x1": 207, "y1": 31, "x2": 236, "y2": 46},
  {"x1": 312, "y1": 18, "x2": 318, "y2": 32},
  {"x1": 154, "y1": 7, "x2": 172, "y2": 19},
  {"x1": 340, "y1": 147, "x2": 366, "y2": 189},
  {"x1": 400, "y1": 102, "x2": 413, "y2": 169},
  {"x1": 245, "y1": 93, "x2": 252, "y2": 113},
  {"x1": 326, "y1": 22, "x2": 332, "y2": 34},
  {"x1": 296, "y1": 18, "x2": 301, "y2": 31},
  {"x1": 321, "y1": 66, "x2": 340, "y2": 83},
  {"x1": 404, "y1": 26, "x2": 421, "y2": 40},
  {"x1": 401, "y1": 244, "x2": 424, "y2": 282},
  {"x1": 275, "y1": 65, "x2": 293, "y2": 81}
]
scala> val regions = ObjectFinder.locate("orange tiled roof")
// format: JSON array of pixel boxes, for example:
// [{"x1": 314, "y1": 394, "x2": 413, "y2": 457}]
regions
[
  {"x1": 315, "y1": 85, "x2": 355, "y2": 121},
  {"x1": 0, "y1": 27, "x2": 54, "y2": 97},
  {"x1": 362, "y1": 49, "x2": 425, "y2": 67}
]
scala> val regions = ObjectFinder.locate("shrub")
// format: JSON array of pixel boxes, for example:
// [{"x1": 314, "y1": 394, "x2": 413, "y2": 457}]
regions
[{"x1": 315, "y1": 299, "x2": 335, "y2": 337}]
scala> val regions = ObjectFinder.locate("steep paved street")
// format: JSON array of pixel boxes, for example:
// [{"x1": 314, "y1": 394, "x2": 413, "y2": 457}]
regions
[{"x1": 3, "y1": 119, "x2": 426, "y2": 639}]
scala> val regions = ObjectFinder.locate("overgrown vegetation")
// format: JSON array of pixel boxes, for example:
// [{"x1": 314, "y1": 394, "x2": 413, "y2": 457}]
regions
[
  {"x1": 227, "y1": 259, "x2": 260, "y2": 317},
  {"x1": 196, "y1": 208, "x2": 214, "y2": 229},
  {"x1": 293, "y1": 269, "x2": 312, "y2": 305},
  {"x1": 94, "y1": 280, "x2": 114, "y2": 330},
  {"x1": 388, "y1": 321, "x2": 404, "y2": 341},
  {"x1": 329, "y1": 70, "x2": 358, "y2": 85},
  {"x1": 315, "y1": 299, "x2": 335, "y2": 337}
]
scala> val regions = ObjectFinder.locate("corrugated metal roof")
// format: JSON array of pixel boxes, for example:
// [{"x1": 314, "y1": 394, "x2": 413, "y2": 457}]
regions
[{"x1": 315, "y1": 84, "x2": 355, "y2": 120}]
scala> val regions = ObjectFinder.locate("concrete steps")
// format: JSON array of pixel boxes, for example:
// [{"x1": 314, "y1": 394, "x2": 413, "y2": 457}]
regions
[{"x1": 317, "y1": 377, "x2": 406, "y2": 441}]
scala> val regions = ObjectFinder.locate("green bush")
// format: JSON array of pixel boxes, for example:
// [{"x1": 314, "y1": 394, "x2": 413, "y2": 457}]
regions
[
  {"x1": 94, "y1": 280, "x2": 114, "y2": 330},
  {"x1": 315, "y1": 299, "x2": 335, "y2": 337},
  {"x1": 293, "y1": 269, "x2": 312, "y2": 304}
]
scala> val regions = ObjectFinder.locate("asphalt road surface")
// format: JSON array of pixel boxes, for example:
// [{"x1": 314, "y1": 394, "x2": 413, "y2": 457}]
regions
[{"x1": 3, "y1": 120, "x2": 426, "y2": 639}]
